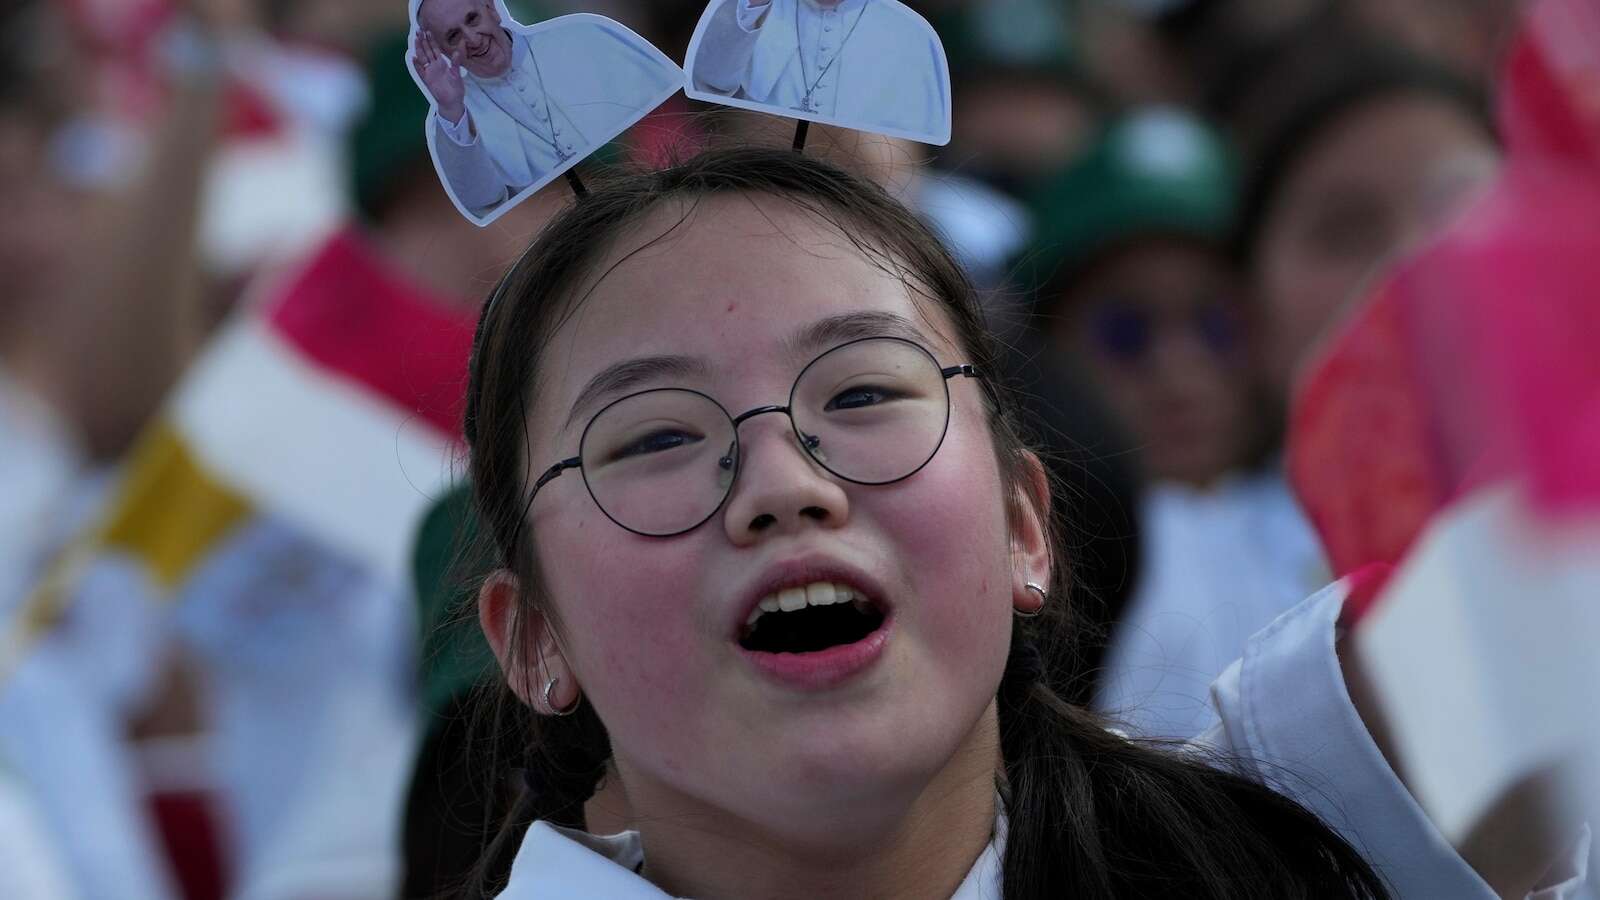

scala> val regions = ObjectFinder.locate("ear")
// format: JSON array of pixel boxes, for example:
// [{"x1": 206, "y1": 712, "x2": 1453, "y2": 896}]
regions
[
  {"x1": 1009, "y1": 450, "x2": 1054, "y2": 615},
  {"x1": 485, "y1": 0, "x2": 503, "y2": 25},
  {"x1": 478, "y1": 569, "x2": 579, "y2": 714}
]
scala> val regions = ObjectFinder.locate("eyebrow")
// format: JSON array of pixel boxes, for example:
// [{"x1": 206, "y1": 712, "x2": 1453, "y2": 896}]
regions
[
  {"x1": 784, "y1": 311, "x2": 931, "y2": 358},
  {"x1": 564, "y1": 355, "x2": 709, "y2": 430},
  {"x1": 562, "y1": 312, "x2": 931, "y2": 431}
]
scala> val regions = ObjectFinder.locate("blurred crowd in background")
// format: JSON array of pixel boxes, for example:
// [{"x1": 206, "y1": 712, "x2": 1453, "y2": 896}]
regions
[{"x1": 0, "y1": 0, "x2": 1521, "y2": 897}]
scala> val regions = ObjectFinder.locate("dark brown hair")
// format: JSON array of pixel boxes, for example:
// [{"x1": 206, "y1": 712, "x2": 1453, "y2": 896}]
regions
[{"x1": 461, "y1": 147, "x2": 1390, "y2": 899}]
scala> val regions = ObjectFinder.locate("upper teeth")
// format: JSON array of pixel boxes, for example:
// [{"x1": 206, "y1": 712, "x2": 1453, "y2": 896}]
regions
[{"x1": 746, "y1": 581, "x2": 865, "y2": 626}]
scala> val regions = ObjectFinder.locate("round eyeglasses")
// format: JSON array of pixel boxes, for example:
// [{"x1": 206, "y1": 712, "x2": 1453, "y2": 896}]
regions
[{"x1": 527, "y1": 336, "x2": 981, "y2": 537}]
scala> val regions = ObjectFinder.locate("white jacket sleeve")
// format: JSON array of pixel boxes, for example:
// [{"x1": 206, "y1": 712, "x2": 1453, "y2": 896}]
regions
[
  {"x1": 428, "y1": 111, "x2": 511, "y2": 216},
  {"x1": 1194, "y1": 582, "x2": 1591, "y2": 898},
  {"x1": 691, "y1": 0, "x2": 767, "y2": 95}
]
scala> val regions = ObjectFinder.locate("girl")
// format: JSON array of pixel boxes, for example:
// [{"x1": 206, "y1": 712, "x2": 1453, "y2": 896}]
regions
[{"x1": 457, "y1": 148, "x2": 1568, "y2": 897}]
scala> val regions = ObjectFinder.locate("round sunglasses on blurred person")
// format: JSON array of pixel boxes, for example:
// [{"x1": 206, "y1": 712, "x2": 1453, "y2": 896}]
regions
[{"x1": 1027, "y1": 107, "x2": 1250, "y2": 490}]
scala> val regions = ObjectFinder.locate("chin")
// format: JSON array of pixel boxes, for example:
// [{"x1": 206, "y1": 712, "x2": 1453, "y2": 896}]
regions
[{"x1": 767, "y1": 710, "x2": 952, "y2": 803}]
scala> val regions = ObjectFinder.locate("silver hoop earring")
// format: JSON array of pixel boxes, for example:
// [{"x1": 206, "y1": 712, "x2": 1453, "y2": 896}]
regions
[
  {"x1": 542, "y1": 676, "x2": 581, "y2": 717},
  {"x1": 1016, "y1": 582, "x2": 1048, "y2": 618}
]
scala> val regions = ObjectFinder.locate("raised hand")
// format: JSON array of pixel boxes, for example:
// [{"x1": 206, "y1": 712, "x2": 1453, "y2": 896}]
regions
[{"x1": 412, "y1": 30, "x2": 468, "y2": 126}]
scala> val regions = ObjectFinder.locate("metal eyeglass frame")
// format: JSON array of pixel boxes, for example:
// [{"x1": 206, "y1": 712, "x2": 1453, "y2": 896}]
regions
[{"x1": 525, "y1": 336, "x2": 981, "y2": 537}]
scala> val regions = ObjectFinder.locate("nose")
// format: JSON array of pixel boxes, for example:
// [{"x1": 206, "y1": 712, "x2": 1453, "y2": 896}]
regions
[{"x1": 722, "y1": 410, "x2": 849, "y2": 546}]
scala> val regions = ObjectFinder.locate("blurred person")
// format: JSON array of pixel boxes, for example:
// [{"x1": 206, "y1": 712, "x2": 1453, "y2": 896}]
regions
[
  {"x1": 0, "y1": 2, "x2": 234, "y2": 898},
  {"x1": 263, "y1": 0, "x2": 410, "y2": 55},
  {"x1": 918, "y1": 1, "x2": 1105, "y2": 298},
  {"x1": 1030, "y1": 110, "x2": 1248, "y2": 490},
  {"x1": 1232, "y1": 37, "x2": 1499, "y2": 416},
  {"x1": 152, "y1": 26, "x2": 568, "y2": 899},
  {"x1": 1344, "y1": 0, "x2": 1521, "y2": 81},
  {"x1": 1091, "y1": 47, "x2": 1500, "y2": 741},
  {"x1": 1025, "y1": 108, "x2": 1299, "y2": 740},
  {"x1": 1158, "y1": 0, "x2": 1518, "y2": 107},
  {"x1": 935, "y1": 0, "x2": 1104, "y2": 196},
  {"x1": 1076, "y1": 0, "x2": 1199, "y2": 106}
]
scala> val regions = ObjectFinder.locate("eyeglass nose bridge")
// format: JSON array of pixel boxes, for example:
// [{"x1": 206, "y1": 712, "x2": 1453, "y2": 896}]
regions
[{"x1": 722, "y1": 405, "x2": 822, "y2": 473}]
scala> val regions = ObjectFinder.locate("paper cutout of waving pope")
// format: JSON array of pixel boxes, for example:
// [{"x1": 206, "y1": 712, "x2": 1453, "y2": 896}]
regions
[
  {"x1": 408, "y1": 1, "x2": 682, "y2": 224},
  {"x1": 685, "y1": 0, "x2": 951, "y2": 145}
]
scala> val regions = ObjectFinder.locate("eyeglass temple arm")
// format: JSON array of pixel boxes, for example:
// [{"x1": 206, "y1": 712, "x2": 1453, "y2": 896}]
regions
[
  {"x1": 532, "y1": 457, "x2": 582, "y2": 496},
  {"x1": 942, "y1": 364, "x2": 980, "y2": 380}
]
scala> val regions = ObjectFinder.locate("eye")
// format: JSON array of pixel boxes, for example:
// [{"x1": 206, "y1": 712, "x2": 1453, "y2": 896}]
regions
[
  {"x1": 466, "y1": 12, "x2": 478, "y2": 24},
  {"x1": 446, "y1": 29, "x2": 460, "y2": 44},
  {"x1": 824, "y1": 385, "x2": 899, "y2": 411},
  {"x1": 608, "y1": 429, "x2": 702, "y2": 462}
]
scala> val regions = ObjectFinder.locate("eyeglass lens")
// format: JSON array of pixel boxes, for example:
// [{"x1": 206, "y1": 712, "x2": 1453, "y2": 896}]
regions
[{"x1": 576, "y1": 338, "x2": 952, "y2": 536}]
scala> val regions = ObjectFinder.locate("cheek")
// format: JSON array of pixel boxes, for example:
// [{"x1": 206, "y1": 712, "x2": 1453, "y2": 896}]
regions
[
  {"x1": 1259, "y1": 238, "x2": 1352, "y2": 370},
  {"x1": 871, "y1": 405, "x2": 1015, "y2": 648},
  {"x1": 534, "y1": 518, "x2": 712, "y2": 726}
]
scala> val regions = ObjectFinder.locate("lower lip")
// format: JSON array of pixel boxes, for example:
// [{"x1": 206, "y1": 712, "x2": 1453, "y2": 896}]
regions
[{"x1": 738, "y1": 617, "x2": 892, "y2": 691}]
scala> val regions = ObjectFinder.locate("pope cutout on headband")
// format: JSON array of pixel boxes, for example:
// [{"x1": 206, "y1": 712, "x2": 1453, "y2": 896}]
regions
[
  {"x1": 407, "y1": 0, "x2": 681, "y2": 224},
  {"x1": 686, "y1": 0, "x2": 952, "y2": 145}
]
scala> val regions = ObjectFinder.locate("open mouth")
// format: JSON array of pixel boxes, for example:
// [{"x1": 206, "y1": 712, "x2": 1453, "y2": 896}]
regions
[{"x1": 738, "y1": 582, "x2": 887, "y2": 654}]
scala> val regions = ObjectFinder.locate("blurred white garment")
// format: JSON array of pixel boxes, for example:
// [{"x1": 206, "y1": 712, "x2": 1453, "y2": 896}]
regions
[
  {"x1": 197, "y1": 35, "x2": 365, "y2": 277},
  {"x1": 0, "y1": 636, "x2": 178, "y2": 900},
  {"x1": 1200, "y1": 582, "x2": 1590, "y2": 898},
  {"x1": 229, "y1": 37, "x2": 370, "y2": 137},
  {"x1": 0, "y1": 763, "x2": 76, "y2": 900},
  {"x1": 0, "y1": 369, "x2": 174, "y2": 900},
  {"x1": 173, "y1": 516, "x2": 418, "y2": 900},
  {"x1": 0, "y1": 367, "x2": 82, "y2": 615},
  {"x1": 912, "y1": 171, "x2": 1031, "y2": 290},
  {"x1": 1096, "y1": 468, "x2": 1329, "y2": 740}
]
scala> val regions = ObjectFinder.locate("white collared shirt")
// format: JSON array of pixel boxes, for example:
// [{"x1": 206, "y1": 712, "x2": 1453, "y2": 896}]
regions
[{"x1": 497, "y1": 810, "x2": 1005, "y2": 898}]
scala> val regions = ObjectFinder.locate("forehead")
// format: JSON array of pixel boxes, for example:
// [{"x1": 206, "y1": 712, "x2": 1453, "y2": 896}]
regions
[
  {"x1": 1292, "y1": 93, "x2": 1490, "y2": 192},
  {"x1": 532, "y1": 193, "x2": 960, "y2": 423},
  {"x1": 418, "y1": 0, "x2": 483, "y2": 29}
]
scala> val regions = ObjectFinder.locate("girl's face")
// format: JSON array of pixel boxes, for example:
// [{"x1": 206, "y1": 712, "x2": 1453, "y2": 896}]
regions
[
  {"x1": 507, "y1": 194, "x2": 1036, "y2": 842},
  {"x1": 1253, "y1": 93, "x2": 1497, "y2": 404}
]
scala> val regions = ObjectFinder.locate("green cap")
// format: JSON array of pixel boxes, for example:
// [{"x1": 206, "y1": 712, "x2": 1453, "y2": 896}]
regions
[
  {"x1": 349, "y1": 28, "x2": 433, "y2": 222},
  {"x1": 936, "y1": 0, "x2": 1080, "y2": 82},
  {"x1": 1022, "y1": 107, "x2": 1236, "y2": 294}
]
